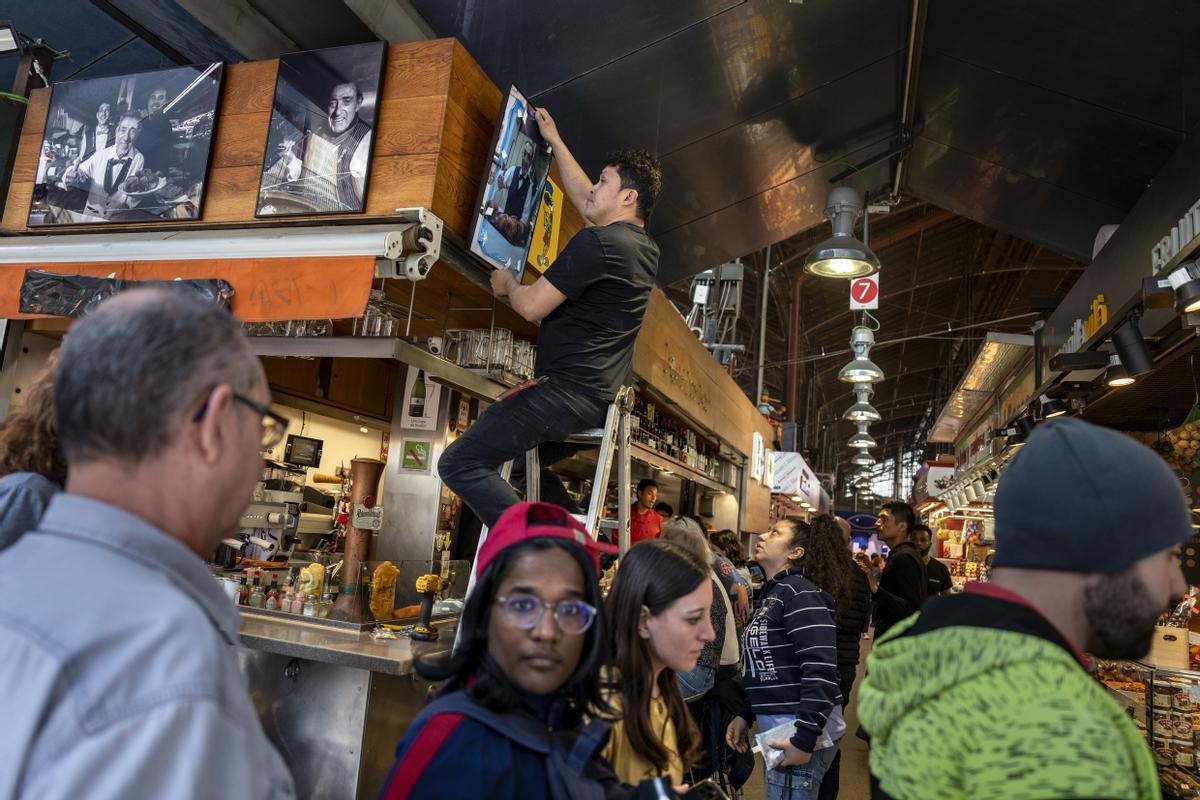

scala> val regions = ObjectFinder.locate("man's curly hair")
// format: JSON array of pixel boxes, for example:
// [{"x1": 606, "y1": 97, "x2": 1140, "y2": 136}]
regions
[
  {"x1": 0, "y1": 351, "x2": 66, "y2": 484},
  {"x1": 604, "y1": 149, "x2": 663, "y2": 221}
]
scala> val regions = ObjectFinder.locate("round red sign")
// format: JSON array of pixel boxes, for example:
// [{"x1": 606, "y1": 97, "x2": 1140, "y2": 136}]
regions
[{"x1": 851, "y1": 277, "x2": 879, "y2": 304}]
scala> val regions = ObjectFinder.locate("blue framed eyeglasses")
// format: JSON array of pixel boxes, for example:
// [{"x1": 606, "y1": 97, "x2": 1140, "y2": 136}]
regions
[{"x1": 496, "y1": 594, "x2": 597, "y2": 635}]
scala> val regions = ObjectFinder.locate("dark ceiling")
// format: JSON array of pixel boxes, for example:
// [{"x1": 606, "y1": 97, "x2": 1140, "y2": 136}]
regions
[
  {"x1": 663, "y1": 203, "x2": 1085, "y2": 474},
  {"x1": 4, "y1": 0, "x2": 1198, "y2": 480}
]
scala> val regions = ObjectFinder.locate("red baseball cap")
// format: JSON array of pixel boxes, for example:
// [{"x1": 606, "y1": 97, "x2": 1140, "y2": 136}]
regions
[{"x1": 474, "y1": 502, "x2": 618, "y2": 578}]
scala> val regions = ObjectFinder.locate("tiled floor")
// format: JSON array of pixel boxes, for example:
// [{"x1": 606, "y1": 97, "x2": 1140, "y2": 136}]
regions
[{"x1": 736, "y1": 634, "x2": 873, "y2": 799}]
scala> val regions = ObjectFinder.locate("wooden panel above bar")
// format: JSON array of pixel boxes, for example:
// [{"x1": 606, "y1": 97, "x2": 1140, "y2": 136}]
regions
[
  {"x1": 3, "y1": 40, "x2": 460, "y2": 233},
  {"x1": 0, "y1": 256, "x2": 375, "y2": 321}
]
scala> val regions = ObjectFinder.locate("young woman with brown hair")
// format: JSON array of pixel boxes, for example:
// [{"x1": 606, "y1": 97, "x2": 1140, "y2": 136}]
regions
[
  {"x1": 602, "y1": 539, "x2": 715, "y2": 786},
  {"x1": 726, "y1": 516, "x2": 849, "y2": 800}
]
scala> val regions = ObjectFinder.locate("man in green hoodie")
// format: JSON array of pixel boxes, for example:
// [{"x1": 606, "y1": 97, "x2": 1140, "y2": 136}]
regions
[{"x1": 858, "y1": 417, "x2": 1189, "y2": 800}]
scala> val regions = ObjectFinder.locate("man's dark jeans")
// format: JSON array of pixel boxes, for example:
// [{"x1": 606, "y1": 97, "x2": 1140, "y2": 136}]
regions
[{"x1": 438, "y1": 377, "x2": 610, "y2": 527}]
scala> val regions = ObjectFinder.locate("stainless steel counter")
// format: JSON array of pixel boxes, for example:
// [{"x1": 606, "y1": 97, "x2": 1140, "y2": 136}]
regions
[
  {"x1": 239, "y1": 612, "x2": 455, "y2": 676},
  {"x1": 237, "y1": 611, "x2": 456, "y2": 799}
]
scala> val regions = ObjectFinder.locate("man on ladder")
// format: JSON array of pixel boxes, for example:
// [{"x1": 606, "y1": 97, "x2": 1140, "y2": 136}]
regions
[{"x1": 439, "y1": 109, "x2": 663, "y2": 542}]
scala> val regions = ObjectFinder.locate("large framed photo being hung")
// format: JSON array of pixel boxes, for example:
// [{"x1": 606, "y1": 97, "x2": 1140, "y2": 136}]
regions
[
  {"x1": 256, "y1": 41, "x2": 386, "y2": 217},
  {"x1": 28, "y1": 62, "x2": 224, "y2": 226},
  {"x1": 468, "y1": 85, "x2": 553, "y2": 281}
]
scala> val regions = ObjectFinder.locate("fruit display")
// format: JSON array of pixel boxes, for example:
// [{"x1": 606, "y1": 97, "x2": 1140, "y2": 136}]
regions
[{"x1": 1160, "y1": 417, "x2": 1200, "y2": 471}]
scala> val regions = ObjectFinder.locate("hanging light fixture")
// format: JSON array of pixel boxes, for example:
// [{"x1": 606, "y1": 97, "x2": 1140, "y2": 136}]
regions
[
  {"x1": 851, "y1": 452, "x2": 875, "y2": 467},
  {"x1": 839, "y1": 326, "x2": 885, "y2": 384},
  {"x1": 1112, "y1": 309, "x2": 1156, "y2": 377},
  {"x1": 1169, "y1": 261, "x2": 1200, "y2": 314},
  {"x1": 843, "y1": 384, "x2": 882, "y2": 423},
  {"x1": 1039, "y1": 394, "x2": 1068, "y2": 419},
  {"x1": 848, "y1": 423, "x2": 876, "y2": 449},
  {"x1": 1104, "y1": 352, "x2": 1135, "y2": 388},
  {"x1": 804, "y1": 187, "x2": 880, "y2": 278}
]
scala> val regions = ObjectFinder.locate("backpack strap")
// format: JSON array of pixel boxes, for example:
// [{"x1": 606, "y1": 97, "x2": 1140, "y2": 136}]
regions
[
  {"x1": 413, "y1": 690, "x2": 553, "y2": 755},
  {"x1": 565, "y1": 718, "x2": 611, "y2": 774}
]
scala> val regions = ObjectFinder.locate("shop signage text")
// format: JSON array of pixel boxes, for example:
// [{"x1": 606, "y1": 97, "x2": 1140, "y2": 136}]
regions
[
  {"x1": 1052, "y1": 293, "x2": 1108, "y2": 359},
  {"x1": 1151, "y1": 195, "x2": 1200, "y2": 273}
]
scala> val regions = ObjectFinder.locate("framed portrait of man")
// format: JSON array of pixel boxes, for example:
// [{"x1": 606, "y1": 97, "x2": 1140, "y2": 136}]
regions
[
  {"x1": 28, "y1": 62, "x2": 224, "y2": 226},
  {"x1": 256, "y1": 41, "x2": 387, "y2": 217},
  {"x1": 468, "y1": 85, "x2": 554, "y2": 281}
]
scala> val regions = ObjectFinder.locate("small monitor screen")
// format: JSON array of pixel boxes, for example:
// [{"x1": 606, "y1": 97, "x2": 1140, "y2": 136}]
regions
[{"x1": 284, "y1": 434, "x2": 323, "y2": 468}]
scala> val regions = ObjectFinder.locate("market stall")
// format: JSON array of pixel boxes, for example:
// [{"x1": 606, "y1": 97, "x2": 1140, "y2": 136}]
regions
[{"x1": 0, "y1": 37, "x2": 774, "y2": 799}]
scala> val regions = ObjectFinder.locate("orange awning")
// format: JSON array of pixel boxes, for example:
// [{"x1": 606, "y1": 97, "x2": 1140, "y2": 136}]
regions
[{"x1": 0, "y1": 256, "x2": 375, "y2": 322}]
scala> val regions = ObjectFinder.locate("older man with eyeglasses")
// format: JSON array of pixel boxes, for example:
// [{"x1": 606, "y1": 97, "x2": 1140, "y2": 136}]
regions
[{"x1": 0, "y1": 288, "x2": 295, "y2": 798}]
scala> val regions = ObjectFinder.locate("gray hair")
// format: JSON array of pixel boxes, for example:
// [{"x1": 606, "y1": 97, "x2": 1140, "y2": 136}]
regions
[
  {"x1": 658, "y1": 516, "x2": 714, "y2": 565},
  {"x1": 55, "y1": 288, "x2": 258, "y2": 465}
]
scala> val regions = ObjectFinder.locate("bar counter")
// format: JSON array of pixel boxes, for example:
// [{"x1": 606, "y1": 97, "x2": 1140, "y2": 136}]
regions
[{"x1": 236, "y1": 611, "x2": 456, "y2": 799}]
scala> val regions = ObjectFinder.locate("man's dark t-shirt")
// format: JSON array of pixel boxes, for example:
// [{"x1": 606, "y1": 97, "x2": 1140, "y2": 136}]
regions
[
  {"x1": 925, "y1": 557, "x2": 953, "y2": 598},
  {"x1": 536, "y1": 222, "x2": 659, "y2": 399}
]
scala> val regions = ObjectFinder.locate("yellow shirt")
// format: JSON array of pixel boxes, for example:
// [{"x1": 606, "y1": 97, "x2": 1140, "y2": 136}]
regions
[{"x1": 601, "y1": 691, "x2": 684, "y2": 787}]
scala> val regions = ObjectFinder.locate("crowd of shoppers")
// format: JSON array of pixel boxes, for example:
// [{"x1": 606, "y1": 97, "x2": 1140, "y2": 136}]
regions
[{"x1": 0, "y1": 287, "x2": 1194, "y2": 800}]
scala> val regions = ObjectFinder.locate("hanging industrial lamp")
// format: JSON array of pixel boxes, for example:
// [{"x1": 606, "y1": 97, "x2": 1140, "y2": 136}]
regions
[
  {"x1": 838, "y1": 326, "x2": 885, "y2": 384},
  {"x1": 843, "y1": 384, "x2": 882, "y2": 423},
  {"x1": 848, "y1": 423, "x2": 876, "y2": 449},
  {"x1": 851, "y1": 452, "x2": 875, "y2": 467},
  {"x1": 1104, "y1": 353, "x2": 1135, "y2": 388},
  {"x1": 804, "y1": 186, "x2": 880, "y2": 278}
]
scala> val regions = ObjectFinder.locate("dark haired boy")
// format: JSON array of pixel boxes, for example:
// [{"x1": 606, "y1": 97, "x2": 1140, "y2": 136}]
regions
[{"x1": 440, "y1": 109, "x2": 664, "y2": 528}]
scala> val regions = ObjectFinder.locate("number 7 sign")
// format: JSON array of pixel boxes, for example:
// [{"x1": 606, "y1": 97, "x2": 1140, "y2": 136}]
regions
[{"x1": 850, "y1": 275, "x2": 880, "y2": 310}]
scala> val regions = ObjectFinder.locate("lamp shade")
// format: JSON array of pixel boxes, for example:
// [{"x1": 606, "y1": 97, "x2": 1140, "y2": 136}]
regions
[
  {"x1": 804, "y1": 187, "x2": 880, "y2": 279},
  {"x1": 844, "y1": 399, "x2": 882, "y2": 423},
  {"x1": 1104, "y1": 353, "x2": 1134, "y2": 387},
  {"x1": 848, "y1": 429, "x2": 877, "y2": 449},
  {"x1": 804, "y1": 233, "x2": 880, "y2": 278},
  {"x1": 839, "y1": 356, "x2": 885, "y2": 383},
  {"x1": 1112, "y1": 316, "x2": 1155, "y2": 376},
  {"x1": 851, "y1": 452, "x2": 874, "y2": 467}
]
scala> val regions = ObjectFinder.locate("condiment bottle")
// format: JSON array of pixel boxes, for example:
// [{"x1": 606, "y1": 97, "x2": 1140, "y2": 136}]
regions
[
  {"x1": 302, "y1": 596, "x2": 316, "y2": 617},
  {"x1": 318, "y1": 592, "x2": 333, "y2": 618},
  {"x1": 249, "y1": 570, "x2": 265, "y2": 608}
]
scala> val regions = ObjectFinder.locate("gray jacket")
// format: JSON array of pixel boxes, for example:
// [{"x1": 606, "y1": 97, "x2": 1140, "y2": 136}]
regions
[{"x1": 0, "y1": 494, "x2": 295, "y2": 799}]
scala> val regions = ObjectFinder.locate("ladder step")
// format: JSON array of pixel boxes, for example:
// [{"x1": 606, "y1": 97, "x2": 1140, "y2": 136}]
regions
[{"x1": 565, "y1": 428, "x2": 607, "y2": 445}]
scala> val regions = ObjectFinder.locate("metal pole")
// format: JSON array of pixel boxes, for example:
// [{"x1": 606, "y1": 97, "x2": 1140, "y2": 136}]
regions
[
  {"x1": 755, "y1": 245, "x2": 771, "y2": 406},
  {"x1": 1032, "y1": 320, "x2": 1044, "y2": 391}
]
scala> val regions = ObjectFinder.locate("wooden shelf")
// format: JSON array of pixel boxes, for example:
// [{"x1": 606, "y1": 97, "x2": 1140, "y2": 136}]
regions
[{"x1": 630, "y1": 440, "x2": 732, "y2": 494}]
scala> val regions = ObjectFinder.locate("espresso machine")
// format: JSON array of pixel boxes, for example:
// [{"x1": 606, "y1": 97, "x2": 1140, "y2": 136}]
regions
[{"x1": 238, "y1": 462, "x2": 306, "y2": 561}]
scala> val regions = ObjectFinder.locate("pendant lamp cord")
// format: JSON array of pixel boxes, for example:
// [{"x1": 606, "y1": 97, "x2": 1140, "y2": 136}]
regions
[{"x1": 861, "y1": 310, "x2": 881, "y2": 331}]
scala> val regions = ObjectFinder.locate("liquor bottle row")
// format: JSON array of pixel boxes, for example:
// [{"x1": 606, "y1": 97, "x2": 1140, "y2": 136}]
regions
[{"x1": 630, "y1": 392, "x2": 722, "y2": 480}]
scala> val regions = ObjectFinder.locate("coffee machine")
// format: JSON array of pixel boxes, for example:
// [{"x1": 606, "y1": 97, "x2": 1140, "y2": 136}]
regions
[{"x1": 238, "y1": 462, "x2": 305, "y2": 561}]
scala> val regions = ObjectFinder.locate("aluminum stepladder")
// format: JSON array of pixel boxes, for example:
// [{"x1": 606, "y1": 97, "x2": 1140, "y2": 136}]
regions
[{"x1": 458, "y1": 387, "x2": 634, "y2": 640}]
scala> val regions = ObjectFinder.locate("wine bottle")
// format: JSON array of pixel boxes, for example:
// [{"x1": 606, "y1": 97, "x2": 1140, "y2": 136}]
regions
[{"x1": 410, "y1": 369, "x2": 427, "y2": 418}]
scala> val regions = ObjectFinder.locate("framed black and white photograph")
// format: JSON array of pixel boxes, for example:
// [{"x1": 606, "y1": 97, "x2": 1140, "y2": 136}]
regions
[
  {"x1": 29, "y1": 62, "x2": 224, "y2": 226},
  {"x1": 468, "y1": 85, "x2": 554, "y2": 281},
  {"x1": 256, "y1": 41, "x2": 386, "y2": 217}
]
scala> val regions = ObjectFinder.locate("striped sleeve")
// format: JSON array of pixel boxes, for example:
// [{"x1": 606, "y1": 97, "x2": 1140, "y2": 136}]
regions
[{"x1": 783, "y1": 586, "x2": 841, "y2": 752}]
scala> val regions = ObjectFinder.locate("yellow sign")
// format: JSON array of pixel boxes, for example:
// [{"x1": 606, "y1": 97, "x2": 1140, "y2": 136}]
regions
[
  {"x1": 528, "y1": 177, "x2": 562, "y2": 271},
  {"x1": 1083, "y1": 294, "x2": 1109, "y2": 341}
]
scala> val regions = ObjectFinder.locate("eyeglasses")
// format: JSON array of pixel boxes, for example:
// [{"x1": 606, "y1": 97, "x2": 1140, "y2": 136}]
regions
[
  {"x1": 496, "y1": 594, "x2": 597, "y2": 635},
  {"x1": 192, "y1": 390, "x2": 289, "y2": 451}
]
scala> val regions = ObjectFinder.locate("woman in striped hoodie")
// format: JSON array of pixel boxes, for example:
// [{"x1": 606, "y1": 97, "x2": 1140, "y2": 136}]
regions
[{"x1": 725, "y1": 516, "x2": 851, "y2": 800}]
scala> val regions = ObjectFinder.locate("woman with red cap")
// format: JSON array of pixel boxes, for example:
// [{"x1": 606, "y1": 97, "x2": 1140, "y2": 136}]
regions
[{"x1": 379, "y1": 502, "x2": 626, "y2": 799}]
